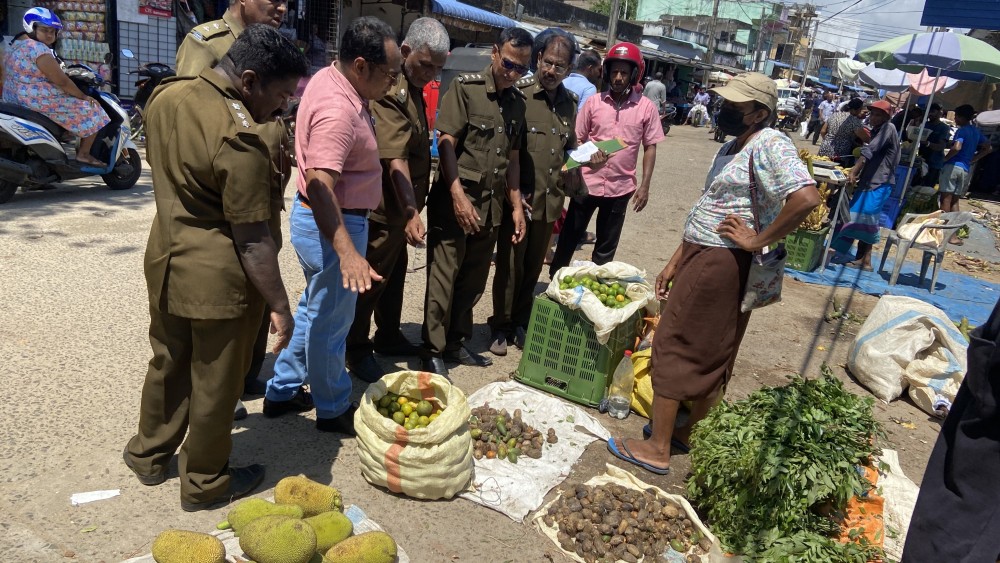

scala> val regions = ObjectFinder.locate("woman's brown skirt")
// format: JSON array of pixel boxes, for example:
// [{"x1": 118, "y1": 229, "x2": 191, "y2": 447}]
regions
[{"x1": 652, "y1": 242, "x2": 753, "y2": 401}]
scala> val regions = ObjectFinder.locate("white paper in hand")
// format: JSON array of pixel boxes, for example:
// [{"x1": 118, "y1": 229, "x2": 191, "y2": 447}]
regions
[{"x1": 568, "y1": 141, "x2": 599, "y2": 164}]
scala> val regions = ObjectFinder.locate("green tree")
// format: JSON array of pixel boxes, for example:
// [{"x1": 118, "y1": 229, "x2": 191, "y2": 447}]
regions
[{"x1": 592, "y1": 0, "x2": 638, "y2": 21}]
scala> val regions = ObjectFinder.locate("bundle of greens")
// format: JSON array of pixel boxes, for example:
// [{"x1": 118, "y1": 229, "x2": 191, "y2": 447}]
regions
[{"x1": 686, "y1": 367, "x2": 884, "y2": 562}]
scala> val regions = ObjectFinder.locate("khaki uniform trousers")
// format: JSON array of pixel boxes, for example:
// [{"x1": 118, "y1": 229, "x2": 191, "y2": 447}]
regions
[
  {"x1": 346, "y1": 220, "x2": 409, "y2": 361},
  {"x1": 491, "y1": 201, "x2": 555, "y2": 331},
  {"x1": 423, "y1": 209, "x2": 499, "y2": 355},
  {"x1": 126, "y1": 301, "x2": 262, "y2": 504}
]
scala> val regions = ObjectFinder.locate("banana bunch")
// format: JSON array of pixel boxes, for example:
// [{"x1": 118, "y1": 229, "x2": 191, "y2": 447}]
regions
[
  {"x1": 798, "y1": 149, "x2": 815, "y2": 177},
  {"x1": 800, "y1": 181, "x2": 830, "y2": 231}
]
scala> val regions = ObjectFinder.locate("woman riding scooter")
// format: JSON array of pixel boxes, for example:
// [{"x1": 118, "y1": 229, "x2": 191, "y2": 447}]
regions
[{"x1": 3, "y1": 8, "x2": 109, "y2": 165}]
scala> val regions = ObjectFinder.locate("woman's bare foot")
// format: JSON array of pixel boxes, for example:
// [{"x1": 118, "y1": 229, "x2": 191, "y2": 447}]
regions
[
  {"x1": 844, "y1": 259, "x2": 873, "y2": 271},
  {"x1": 77, "y1": 155, "x2": 105, "y2": 166}
]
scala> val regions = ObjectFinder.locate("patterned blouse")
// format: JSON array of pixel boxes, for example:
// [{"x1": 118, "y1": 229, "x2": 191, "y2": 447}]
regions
[
  {"x1": 818, "y1": 111, "x2": 864, "y2": 158},
  {"x1": 684, "y1": 128, "x2": 815, "y2": 249}
]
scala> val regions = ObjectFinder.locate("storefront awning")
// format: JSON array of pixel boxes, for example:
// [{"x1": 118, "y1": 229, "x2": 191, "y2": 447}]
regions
[
  {"x1": 640, "y1": 36, "x2": 707, "y2": 62},
  {"x1": 431, "y1": 0, "x2": 516, "y2": 30},
  {"x1": 770, "y1": 60, "x2": 791, "y2": 69}
]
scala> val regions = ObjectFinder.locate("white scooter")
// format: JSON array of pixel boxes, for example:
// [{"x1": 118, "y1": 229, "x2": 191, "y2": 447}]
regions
[{"x1": 0, "y1": 63, "x2": 142, "y2": 204}]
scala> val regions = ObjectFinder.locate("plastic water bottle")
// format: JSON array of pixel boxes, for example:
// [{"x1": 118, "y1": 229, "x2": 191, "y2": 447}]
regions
[{"x1": 607, "y1": 351, "x2": 635, "y2": 419}]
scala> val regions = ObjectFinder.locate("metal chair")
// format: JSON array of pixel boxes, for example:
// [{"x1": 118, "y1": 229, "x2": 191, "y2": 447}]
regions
[{"x1": 877, "y1": 211, "x2": 973, "y2": 293}]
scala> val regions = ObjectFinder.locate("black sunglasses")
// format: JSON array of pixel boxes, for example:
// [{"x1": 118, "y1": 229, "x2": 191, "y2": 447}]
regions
[{"x1": 499, "y1": 57, "x2": 529, "y2": 76}]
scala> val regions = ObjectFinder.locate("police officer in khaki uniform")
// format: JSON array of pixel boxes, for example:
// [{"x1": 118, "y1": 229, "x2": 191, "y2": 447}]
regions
[
  {"x1": 344, "y1": 18, "x2": 449, "y2": 382},
  {"x1": 490, "y1": 29, "x2": 583, "y2": 356},
  {"x1": 123, "y1": 26, "x2": 309, "y2": 511},
  {"x1": 421, "y1": 27, "x2": 533, "y2": 376},
  {"x1": 177, "y1": 0, "x2": 294, "y2": 416}
]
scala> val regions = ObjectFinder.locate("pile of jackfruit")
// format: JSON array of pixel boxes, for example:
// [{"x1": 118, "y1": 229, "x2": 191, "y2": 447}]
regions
[{"x1": 150, "y1": 475, "x2": 397, "y2": 563}]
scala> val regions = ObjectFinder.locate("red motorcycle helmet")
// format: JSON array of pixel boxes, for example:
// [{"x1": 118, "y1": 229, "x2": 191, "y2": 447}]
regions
[{"x1": 603, "y1": 42, "x2": 645, "y2": 87}]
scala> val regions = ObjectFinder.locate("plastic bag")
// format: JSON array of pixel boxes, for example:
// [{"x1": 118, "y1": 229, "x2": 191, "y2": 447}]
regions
[
  {"x1": 848, "y1": 296, "x2": 967, "y2": 415},
  {"x1": 546, "y1": 262, "x2": 655, "y2": 345},
  {"x1": 354, "y1": 371, "x2": 473, "y2": 499},
  {"x1": 897, "y1": 210, "x2": 945, "y2": 247}
]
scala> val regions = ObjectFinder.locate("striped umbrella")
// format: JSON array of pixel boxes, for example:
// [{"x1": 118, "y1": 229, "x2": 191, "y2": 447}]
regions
[{"x1": 857, "y1": 32, "x2": 1000, "y2": 82}]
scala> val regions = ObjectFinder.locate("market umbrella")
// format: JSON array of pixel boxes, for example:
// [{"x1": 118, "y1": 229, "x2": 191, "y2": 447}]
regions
[{"x1": 856, "y1": 32, "x2": 1000, "y2": 205}]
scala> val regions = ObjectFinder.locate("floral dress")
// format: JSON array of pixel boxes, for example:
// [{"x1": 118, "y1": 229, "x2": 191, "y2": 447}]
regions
[
  {"x1": 818, "y1": 111, "x2": 863, "y2": 159},
  {"x1": 2, "y1": 38, "x2": 109, "y2": 137}
]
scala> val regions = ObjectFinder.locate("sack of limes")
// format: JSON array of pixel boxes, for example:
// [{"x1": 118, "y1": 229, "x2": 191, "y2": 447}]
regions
[
  {"x1": 355, "y1": 371, "x2": 473, "y2": 500},
  {"x1": 546, "y1": 262, "x2": 655, "y2": 345}
]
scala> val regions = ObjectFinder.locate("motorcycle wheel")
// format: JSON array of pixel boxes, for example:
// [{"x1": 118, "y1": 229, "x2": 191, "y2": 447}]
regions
[
  {"x1": 103, "y1": 148, "x2": 143, "y2": 190},
  {"x1": 0, "y1": 181, "x2": 18, "y2": 204},
  {"x1": 128, "y1": 110, "x2": 144, "y2": 142}
]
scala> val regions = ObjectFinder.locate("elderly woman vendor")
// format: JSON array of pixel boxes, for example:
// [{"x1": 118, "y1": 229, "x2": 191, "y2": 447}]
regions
[
  {"x1": 608, "y1": 73, "x2": 820, "y2": 474},
  {"x1": 3, "y1": 8, "x2": 110, "y2": 166}
]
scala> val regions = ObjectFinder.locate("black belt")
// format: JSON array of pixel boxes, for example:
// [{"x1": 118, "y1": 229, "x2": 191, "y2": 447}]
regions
[{"x1": 298, "y1": 194, "x2": 369, "y2": 217}]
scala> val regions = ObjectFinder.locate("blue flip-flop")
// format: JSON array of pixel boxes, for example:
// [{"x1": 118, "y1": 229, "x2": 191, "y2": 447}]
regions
[
  {"x1": 641, "y1": 424, "x2": 691, "y2": 453},
  {"x1": 607, "y1": 437, "x2": 670, "y2": 475}
]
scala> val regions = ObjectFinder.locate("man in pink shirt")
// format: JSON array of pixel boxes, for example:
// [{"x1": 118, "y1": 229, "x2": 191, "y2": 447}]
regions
[
  {"x1": 548, "y1": 42, "x2": 664, "y2": 276},
  {"x1": 263, "y1": 17, "x2": 402, "y2": 436}
]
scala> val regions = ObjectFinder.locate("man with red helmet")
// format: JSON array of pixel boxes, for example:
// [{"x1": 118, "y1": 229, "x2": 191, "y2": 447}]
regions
[{"x1": 548, "y1": 42, "x2": 664, "y2": 276}]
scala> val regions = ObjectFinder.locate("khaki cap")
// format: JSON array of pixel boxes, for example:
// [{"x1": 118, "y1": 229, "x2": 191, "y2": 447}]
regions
[{"x1": 710, "y1": 72, "x2": 778, "y2": 112}]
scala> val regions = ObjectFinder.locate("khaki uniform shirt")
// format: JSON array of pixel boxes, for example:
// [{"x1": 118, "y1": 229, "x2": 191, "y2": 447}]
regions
[
  {"x1": 370, "y1": 72, "x2": 430, "y2": 227},
  {"x1": 143, "y1": 70, "x2": 278, "y2": 320},
  {"x1": 174, "y1": 11, "x2": 289, "y2": 244},
  {"x1": 431, "y1": 65, "x2": 526, "y2": 229},
  {"x1": 516, "y1": 74, "x2": 578, "y2": 224},
  {"x1": 174, "y1": 11, "x2": 243, "y2": 77}
]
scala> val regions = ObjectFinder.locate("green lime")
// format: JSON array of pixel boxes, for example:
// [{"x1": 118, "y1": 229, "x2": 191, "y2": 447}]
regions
[
  {"x1": 378, "y1": 395, "x2": 392, "y2": 409},
  {"x1": 611, "y1": 282, "x2": 621, "y2": 290},
  {"x1": 418, "y1": 415, "x2": 430, "y2": 427},
  {"x1": 392, "y1": 411, "x2": 406, "y2": 425},
  {"x1": 562, "y1": 275, "x2": 573, "y2": 284},
  {"x1": 402, "y1": 404, "x2": 414, "y2": 417},
  {"x1": 378, "y1": 407, "x2": 390, "y2": 418},
  {"x1": 389, "y1": 401, "x2": 401, "y2": 413},
  {"x1": 416, "y1": 400, "x2": 434, "y2": 416},
  {"x1": 404, "y1": 420, "x2": 416, "y2": 430}
]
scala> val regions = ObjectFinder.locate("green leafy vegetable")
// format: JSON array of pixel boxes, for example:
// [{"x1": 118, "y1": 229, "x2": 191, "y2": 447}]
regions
[{"x1": 686, "y1": 367, "x2": 884, "y2": 562}]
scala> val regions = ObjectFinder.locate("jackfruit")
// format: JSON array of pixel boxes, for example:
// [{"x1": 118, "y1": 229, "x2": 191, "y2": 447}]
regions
[
  {"x1": 305, "y1": 510, "x2": 353, "y2": 552},
  {"x1": 323, "y1": 531, "x2": 397, "y2": 563},
  {"x1": 239, "y1": 515, "x2": 316, "y2": 563},
  {"x1": 151, "y1": 529, "x2": 225, "y2": 563},
  {"x1": 274, "y1": 475, "x2": 343, "y2": 516},
  {"x1": 227, "y1": 498, "x2": 303, "y2": 536}
]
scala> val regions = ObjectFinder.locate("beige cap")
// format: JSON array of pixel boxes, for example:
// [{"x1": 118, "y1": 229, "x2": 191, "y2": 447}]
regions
[{"x1": 710, "y1": 72, "x2": 778, "y2": 112}]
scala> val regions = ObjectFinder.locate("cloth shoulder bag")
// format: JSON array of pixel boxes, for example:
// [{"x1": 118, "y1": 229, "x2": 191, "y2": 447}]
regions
[{"x1": 740, "y1": 152, "x2": 787, "y2": 313}]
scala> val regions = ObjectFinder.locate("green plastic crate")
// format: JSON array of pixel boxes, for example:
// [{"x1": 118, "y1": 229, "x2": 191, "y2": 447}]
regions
[
  {"x1": 785, "y1": 227, "x2": 829, "y2": 272},
  {"x1": 515, "y1": 295, "x2": 641, "y2": 407}
]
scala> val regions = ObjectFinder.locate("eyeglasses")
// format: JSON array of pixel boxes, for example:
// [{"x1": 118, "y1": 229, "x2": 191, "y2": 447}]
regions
[
  {"x1": 538, "y1": 59, "x2": 568, "y2": 76},
  {"x1": 499, "y1": 57, "x2": 530, "y2": 76},
  {"x1": 369, "y1": 63, "x2": 400, "y2": 82}
]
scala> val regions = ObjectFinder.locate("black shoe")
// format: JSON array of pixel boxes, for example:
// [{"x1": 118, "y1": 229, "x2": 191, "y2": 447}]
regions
[
  {"x1": 444, "y1": 346, "x2": 493, "y2": 367},
  {"x1": 262, "y1": 388, "x2": 314, "y2": 418},
  {"x1": 316, "y1": 403, "x2": 359, "y2": 436},
  {"x1": 421, "y1": 356, "x2": 449, "y2": 376},
  {"x1": 242, "y1": 376, "x2": 268, "y2": 396},
  {"x1": 234, "y1": 399, "x2": 248, "y2": 421},
  {"x1": 348, "y1": 355, "x2": 385, "y2": 384},
  {"x1": 489, "y1": 330, "x2": 508, "y2": 356},
  {"x1": 122, "y1": 448, "x2": 166, "y2": 486},
  {"x1": 180, "y1": 464, "x2": 265, "y2": 512},
  {"x1": 513, "y1": 326, "x2": 527, "y2": 350},
  {"x1": 373, "y1": 334, "x2": 422, "y2": 357}
]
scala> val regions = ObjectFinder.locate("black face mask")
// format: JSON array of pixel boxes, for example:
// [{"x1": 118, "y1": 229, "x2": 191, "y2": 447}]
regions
[{"x1": 717, "y1": 107, "x2": 754, "y2": 136}]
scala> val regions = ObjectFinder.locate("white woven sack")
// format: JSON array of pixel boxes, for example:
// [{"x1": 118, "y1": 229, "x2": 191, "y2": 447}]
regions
[
  {"x1": 545, "y1": 261, "x2": 654, "y2": 344},
  {"x1": 848, "y1": 295, "x2": 967, "y2": 414},
  {"x1": 354, "y1": 371, "x2": 473, "y2": 499}
]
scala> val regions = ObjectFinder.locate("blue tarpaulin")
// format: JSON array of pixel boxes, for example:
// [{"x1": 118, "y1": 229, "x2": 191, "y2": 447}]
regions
[
  {"x1": 787, "y1": 258, "x2": 999, "y2": 327},
  {"x1": 431, "y1": 0, "x2": 516, "y2": 29}
]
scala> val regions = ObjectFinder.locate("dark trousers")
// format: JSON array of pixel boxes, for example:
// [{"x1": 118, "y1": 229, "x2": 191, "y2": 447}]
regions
[
  {"x1": 548, "y1": 193, "x2": 631, "y2": 278},
  {"x1": 126, "y1": 302, "x2": 262, "y2": 504},
  {"x1": 245, "y1": 306, "x2": 270, "y2": 385},
  {"x1": 491, "y1": 204, "x2": 556, "y2": 332},
  {"x1": 808, "y1": 118, "x2": 823, "y2": 143},
  {"x1": 346, "y1": 219, "x2": 408, "y2": 362},
  {"x1": 422, "y1": 209, "x2": 499, "y2": 355}
]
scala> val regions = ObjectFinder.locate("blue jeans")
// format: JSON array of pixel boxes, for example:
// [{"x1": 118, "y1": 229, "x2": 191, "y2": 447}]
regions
[{"x1": 266, "y1": 195, "x2": 368, "y2": 419}]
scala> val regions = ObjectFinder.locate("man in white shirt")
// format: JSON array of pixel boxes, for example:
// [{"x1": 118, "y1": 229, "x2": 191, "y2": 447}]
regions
[{"x1": 816, "y1": 92, "x2": 837, "y2": 145}]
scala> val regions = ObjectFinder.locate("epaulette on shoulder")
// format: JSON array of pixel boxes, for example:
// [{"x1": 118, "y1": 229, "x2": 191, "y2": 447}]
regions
[
  {"x1": 190, "y1": 20, "x2": 230, "y2": 41},
  {"x1": 457, "y1": 73, "x2": 485, "y2": 84},
  {"x1": 567, "y1": 90, "x2": 579, "y2": 102},
  {"x1": 515, "y1": 76, "x2": 533, "y2": 88},
  {"x1": 226, "y1": 99, "x2": 258, "y2": 132}
]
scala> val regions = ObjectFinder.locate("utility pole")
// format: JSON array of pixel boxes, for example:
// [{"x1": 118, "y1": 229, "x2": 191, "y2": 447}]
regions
[
  {"x1": 753, "y1": 6, "x2": 767, "y2": 72},
  {"x1": 702, "y1": 0, "x2": 721, "y2": 86},
  {"x1": 799, "y1": 16, "x2": 819, "y2": 99},
  {"x1": 607, "y1": 0, "x2": 622, "y2": 46}
]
